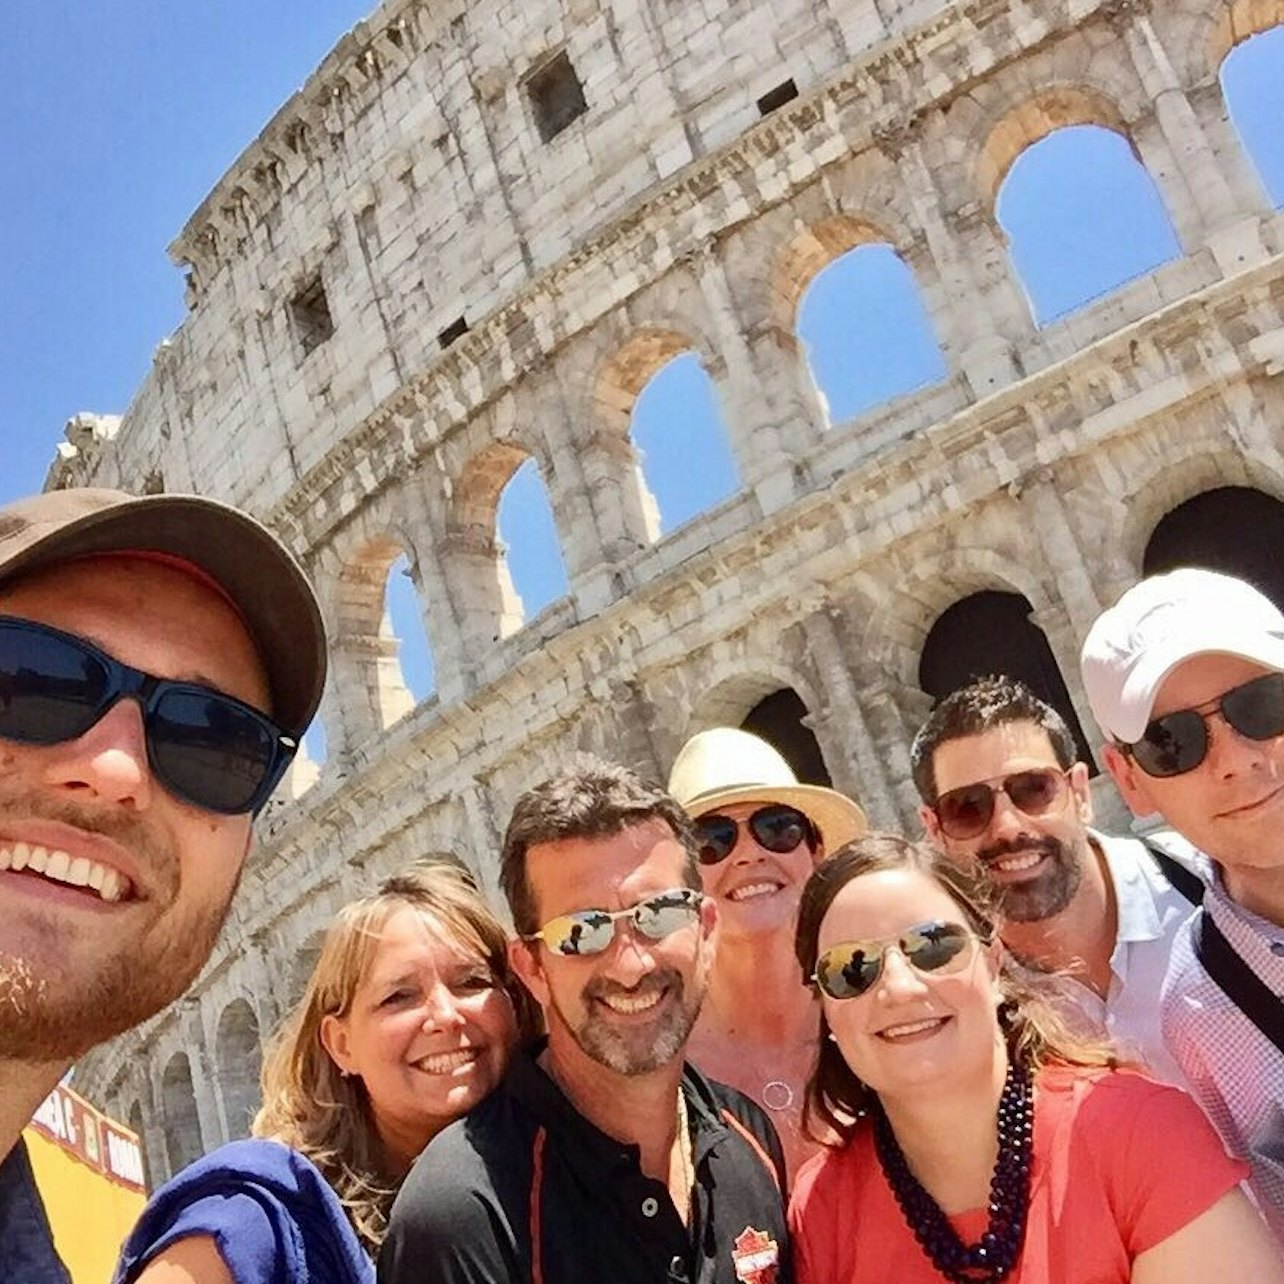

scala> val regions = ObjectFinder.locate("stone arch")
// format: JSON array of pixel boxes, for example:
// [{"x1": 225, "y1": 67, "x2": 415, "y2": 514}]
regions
[
  {"x1": 796, "y1": 240, "x2": 948, "y2": 426},
  {"x1": 452, "y1": 439, "x2": 561, "y2": 640},
  {"x1": 684, "y1": 669, "x2": 833, "y2": 785},
  {"x1": 770, "y1": 214, "x2": 895, "y2": 332},
  {"x1": 126, "y1": 1100, "x2": 152, "y2": 1191},
  {"x1": 1115, "y1": 447, "x2": 1284, "y2": 580},
  {"x1": 331, "y1": 528, "x2": 430, "y2": 737},
  {"x1": 1210, "y1": 0, "x2": 1284, "y2": 68},
  {"x1": 215, "y1": 998, "x2": 263, "y2": 1140},
  {"x1": 160, "y1": 1052, "x2": 203, "y2": 1176},
  {"x1": 919, "y1": 590, "x2": 1097, "y2": 769},
  {"x1": 1143, "y1": 485, "x2": 1284, "y2": 610},
  {"x1": 977, "y1": 87, "x2": 1134, "y2": 209}
]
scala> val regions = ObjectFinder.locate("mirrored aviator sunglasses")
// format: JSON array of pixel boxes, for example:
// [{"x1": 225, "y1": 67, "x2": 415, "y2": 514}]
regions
[
  {"x1": 0, "y1": 616, "x2": 297, "y2": 815},
  {"x1": 530, "y1": 888, "x2": 704, "y2": 957},
  {"x1": 694, "y1": 803, "x2": 814, "y2": 866},
  {"x1": 813, "y1": 920, "x2": 976, "y2": 1000},
  {"x1": 932, "y1": 768, "x2": 1067, "y2": 841},
  {"x1": 1126, "y1": 671, "x2": 1284, "y2": 778}
]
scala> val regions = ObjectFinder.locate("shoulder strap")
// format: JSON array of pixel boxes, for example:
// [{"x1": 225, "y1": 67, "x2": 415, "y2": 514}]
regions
[
  {"x1": 1193, "y1": 913, "x2": 1284, "y2": 1057},
  {"x1": 1141, "y1": 837, "x2": 1205, "y2": 907}
]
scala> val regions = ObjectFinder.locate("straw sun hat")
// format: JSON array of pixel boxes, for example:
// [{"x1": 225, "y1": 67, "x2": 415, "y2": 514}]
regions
[{"x1": 667, "y1": 727, "x2": 867, "y2": 853}]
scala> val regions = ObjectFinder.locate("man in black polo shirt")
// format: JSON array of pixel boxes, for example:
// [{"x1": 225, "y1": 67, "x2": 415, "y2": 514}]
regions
[{"x1": 380, "y1": 759, "x2": 791, "y2": 1284}]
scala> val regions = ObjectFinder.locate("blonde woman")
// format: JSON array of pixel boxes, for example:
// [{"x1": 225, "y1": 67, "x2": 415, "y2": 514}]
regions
[
  {"x1": 788, "y1": 835, "x2": 1281, "y2": 1284},
  {"x1": 115, "y1": 862, "x2": 537, "y2": 1284}
]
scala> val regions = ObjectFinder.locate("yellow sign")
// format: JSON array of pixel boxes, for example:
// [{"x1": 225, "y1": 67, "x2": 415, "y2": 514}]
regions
[{"x1": 24, "y1": 1083, "x2": 148, "y2": 1283}]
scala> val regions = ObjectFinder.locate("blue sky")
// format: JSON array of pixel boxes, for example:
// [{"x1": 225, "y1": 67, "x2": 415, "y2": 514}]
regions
[{"x1": 2, "y1": 10, "x2": 1281, "y2": 717}]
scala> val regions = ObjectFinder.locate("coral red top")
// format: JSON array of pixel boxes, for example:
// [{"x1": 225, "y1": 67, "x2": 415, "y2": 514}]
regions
[{"x1": 788, "y1": 1066, "x2": 1247, "y2": 1284}]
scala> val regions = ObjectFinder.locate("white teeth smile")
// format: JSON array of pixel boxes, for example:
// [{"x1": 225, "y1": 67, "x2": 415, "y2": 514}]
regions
[
  {"x1": 601, "y1": 989, "x2": 662, "y2": 1014},
  {"x1": 992, "y1": 851, "x2": 1042, "y2": 873},
  {"x1": 0, "y1": 843, "x2": 130, "y2": 902},
  {"x1": 729, "y1": 882, "x2": 781, "y2": 902},
  {"x1": 880, "y1": 1017, "x2": 946, "y2": 1040},
  {"x1": 415, "y1": 1049, "x2": 478, "y2": 1074}
]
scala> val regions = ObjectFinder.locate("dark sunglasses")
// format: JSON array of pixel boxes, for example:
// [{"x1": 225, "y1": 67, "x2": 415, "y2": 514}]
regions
[
  {"x1": 1121, "y1": 672, "x2": 1284, "y2": 779},
  {"x1": 933, "y1": 768, "x2": 1069, "y2": 841},
  {"x1": 0, "y1": 616, "x2": 297, "y2": 815},
  {"x1": 813, "y1": 920, "x2": 977, "y2": 1000},
  {"x1": 528, "y1": 888, "x2": 703, "y2": 957},
  {"x1": 694, "y1": 804, "x2": 817, "y2": 866}
]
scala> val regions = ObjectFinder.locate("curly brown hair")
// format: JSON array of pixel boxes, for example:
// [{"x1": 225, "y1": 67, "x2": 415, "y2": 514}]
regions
[
  {"x1": 794, "y1": 834, "x2": 1121, "y2": 1145},
  {"x1": 251, "y1": 860, "x2": 540, "y2": 1251}
]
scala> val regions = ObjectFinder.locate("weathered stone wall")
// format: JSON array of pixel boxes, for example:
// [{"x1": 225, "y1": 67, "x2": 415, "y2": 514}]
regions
[{"x1": 59, "y1": 0, "x2": 1284, "y2": 1180}]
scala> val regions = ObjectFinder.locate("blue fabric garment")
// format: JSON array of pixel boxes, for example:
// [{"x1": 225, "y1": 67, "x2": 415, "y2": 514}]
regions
[
  {"x1": 0, "y1": 1138, "x2": 72, "y2": 1284},
  {"x1": 114, "y1": 1138, "x2": 374, "y2": 1284}
]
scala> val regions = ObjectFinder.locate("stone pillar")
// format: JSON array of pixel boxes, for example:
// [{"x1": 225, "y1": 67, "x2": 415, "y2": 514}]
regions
[
  {"x1": 797, "y1": 605, "x2": 900, "y2": 829},
  {"x1": 1118, "y1": 10, "x2": 1270, "y2": 269},
  {"x1": 857, "y1": 673, "x2": 933, "y2": 831},
  {"x1": 188, "y1": 1004, "x2": 229, "y2": 1148},
  {"x1": 694, "y1": 249, "x2": 823, "y2": 512},
  {"x1": 460, "y1": 783, "x2": 505, "y2": 908},
  {"x1": 894, "y1": 138, "x2": 1032, "y2": 398}
]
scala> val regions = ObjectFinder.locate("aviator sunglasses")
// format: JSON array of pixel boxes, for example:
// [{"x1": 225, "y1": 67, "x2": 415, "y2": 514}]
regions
[
  {"x1": 528, "y1": 888, "x2": 704, "y2": 957},
  {"x1": 694, "y1": 803, "x2": 817, "y2": 866},
  {"x1": 932, "y1": 768, "x2": 1069, "y2": 841},
  {"x1": 0, "y1": 616, "x2": 297, "y2": 815},
  {"x1": 813, "y1": 920, "x2": 978, "y2": 1000},
  {"x1": 1121, "y1": 672, "x2": 1284, "y2": 779}
]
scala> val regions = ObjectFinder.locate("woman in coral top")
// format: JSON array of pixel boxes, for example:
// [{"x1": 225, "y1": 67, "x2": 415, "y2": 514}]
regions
[{"x1": 788, "y1": 835, "x2": 1281, "y2": 1284}]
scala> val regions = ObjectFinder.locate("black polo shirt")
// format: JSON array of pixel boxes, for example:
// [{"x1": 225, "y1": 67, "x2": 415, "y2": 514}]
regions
[{"x1": 379, "y1": 1047, "x2": 792, "y2": 1284}]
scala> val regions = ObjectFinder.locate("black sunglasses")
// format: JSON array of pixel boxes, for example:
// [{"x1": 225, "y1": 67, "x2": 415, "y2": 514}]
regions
[
  {"x1": 694, "y1": 803, "x2": 817, "y2": 866},
  {"x1": 1122, "y1": 672, "x2": 1284, "y2": 779},
  {"x1": 813, "y1": 920, "x2": 977, "y2": 1000},
  {"x1": 0, "y1": 616, "x2": 297, "y2": 815},
  {"x1": 933, "y1": 768, "x2": 1069, "y2": 841}
]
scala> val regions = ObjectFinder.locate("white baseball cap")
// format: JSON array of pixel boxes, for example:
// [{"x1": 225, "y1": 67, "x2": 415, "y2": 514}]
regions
[{"x1": 1080, "y1": 567, "x2": 1284, "y2": 743}]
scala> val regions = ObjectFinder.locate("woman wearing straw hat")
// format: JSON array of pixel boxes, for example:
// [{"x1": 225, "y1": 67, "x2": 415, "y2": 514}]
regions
[{"x1": 668, "y1": 726, "x2": 867, "y2": 1182}]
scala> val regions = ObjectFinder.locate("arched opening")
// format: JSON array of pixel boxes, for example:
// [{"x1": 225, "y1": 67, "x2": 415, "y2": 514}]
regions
[
  {"x1": 1219, "y1": 23, "x2": 1284, "y2": 207},
  {"x1": 160, "y1": 1053, "x2": 203, "y2": 1176},
  {"x1": 385, "y1": 552, "x2": 436, "y2": 701},
  {"x1": 127, "y1": 1100, "x2": 152, "y2": 1191},
  {"x1": 1143, "y1": 485, "x2": 1284, "y2": 611},
  {"x1": 797, "y1": 243, "x2": 947, "y2": 425},
  {"x1": 496, "y1": 457, "x2": 570, "y2": 624},
  {"x1": 740, "y1": 688, "x2": 833, "y2": 787},
  {"x1": 630, "y1": 352, "x2": 739, "y2": 532},
  {"x1": 216, "y1": 999, "x2": 263, "y2": 1140},
  {"x1": 996, "y1": 124, "x2": 1181, "y2": 323},
  {"x1": 919, "y1": 590, "x2": 1096, "y2": 769}
]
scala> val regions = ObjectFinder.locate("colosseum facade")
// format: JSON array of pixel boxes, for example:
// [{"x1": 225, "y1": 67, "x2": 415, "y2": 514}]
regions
[{"x1": 54, "y1": 0, "x2": 1284, "y2": 1182}]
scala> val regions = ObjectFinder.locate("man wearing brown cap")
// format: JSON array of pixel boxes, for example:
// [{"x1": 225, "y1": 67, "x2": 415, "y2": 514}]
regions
[
  {"x1": 0, "y1": 488, "x2": 326, "y2": 1281},
  {"x1": 667, "y1": 727, "x2": 866, "y2": 1181}
]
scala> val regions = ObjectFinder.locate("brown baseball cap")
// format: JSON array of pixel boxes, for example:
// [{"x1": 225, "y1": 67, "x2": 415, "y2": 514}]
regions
[{"x1": 0, "y1": 488, "x2": 327, "y2": 734}]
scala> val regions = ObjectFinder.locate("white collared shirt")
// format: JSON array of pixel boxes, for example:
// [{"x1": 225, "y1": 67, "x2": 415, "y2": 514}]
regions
[
  {"x1": 1054, "y1": 830, "x2": 1203, "y2": 1089},
  {"x1": 1161, "y1": 867, "x2": 1284, "y2": 1242}
]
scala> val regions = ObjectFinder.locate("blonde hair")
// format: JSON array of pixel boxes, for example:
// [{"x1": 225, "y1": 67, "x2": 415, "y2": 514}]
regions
[
  {"x1": 794, "y1": 834, "x2": 1122, "y2": 1145},
  {"x1": 252, "y1": 860, "x2": 539, "y2": 1251}
]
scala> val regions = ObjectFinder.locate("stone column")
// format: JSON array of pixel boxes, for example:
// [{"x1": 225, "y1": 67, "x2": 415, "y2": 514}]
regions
[
  {"x1": 694, "y1": 249, "x2": 824, "y2": 512},
  {"x1": 893, "y1": 137, "x2": 1032, "y2": 398},
  {"x1": 857, "y1": 674, "x2": 933, "y2": 831},
  {"x1": 1118, "y1": 9, "x2": 1270, "y2": 269},
  {"x1": 797, "y1": 605, "x2": 900, "y2": 829}
]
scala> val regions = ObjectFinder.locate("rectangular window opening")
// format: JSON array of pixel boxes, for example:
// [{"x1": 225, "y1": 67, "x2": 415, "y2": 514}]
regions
[
  {"x1": 438, "y1": 316, "x2": 469, "y2": 349},
  {"x1": 527, "y1": 50, "x2": 588, "y2": 143},
  {"x1": 757, "y1": 79, "x2": 799, "y2": 116},
  {"x1": 290, "y1": 276, "x2": 334, "y2": 356}
]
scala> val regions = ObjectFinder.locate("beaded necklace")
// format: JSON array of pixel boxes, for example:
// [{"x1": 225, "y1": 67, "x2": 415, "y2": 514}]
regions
[
  {"x1": 873, "y1": 1061, "x2": 1034, "y2": 1283},
  {"x1": 674, "y1": 1090, "x2": 694, "y2": 1224}
]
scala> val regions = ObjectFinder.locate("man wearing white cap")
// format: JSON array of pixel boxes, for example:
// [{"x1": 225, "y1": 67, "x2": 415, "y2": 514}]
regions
[
  {"x1": 667, "y1": 728, "x2": 866, "y2": 1181},
  {"x1": 1082, "y1": 566, "x2": 1284, "y2": 1240}
]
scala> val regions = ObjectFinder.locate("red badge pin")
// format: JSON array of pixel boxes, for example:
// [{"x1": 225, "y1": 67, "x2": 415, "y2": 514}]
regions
[{"x1": 731, "y1": 1226, "x2": 780, "y2": 1284}]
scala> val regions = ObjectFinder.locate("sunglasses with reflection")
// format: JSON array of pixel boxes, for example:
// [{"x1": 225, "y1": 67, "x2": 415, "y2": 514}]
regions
[
  {"x1": 526, "y1": 888, "x2": 704, "y2": 957},
  {"x1": 812, "y1": 919, "x2": 986, "y2": 1000}
]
